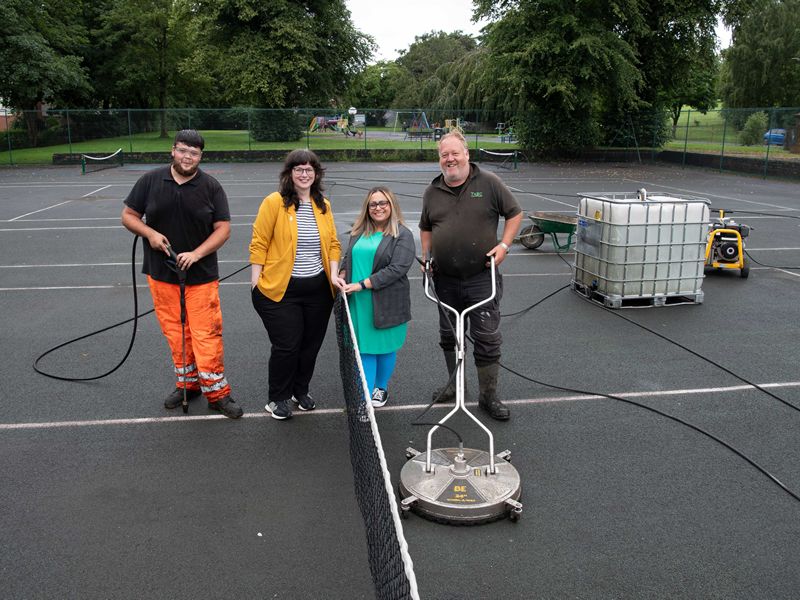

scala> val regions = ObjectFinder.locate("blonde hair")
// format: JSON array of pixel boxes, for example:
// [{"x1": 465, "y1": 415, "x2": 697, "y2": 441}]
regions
[
  {"x1": 350, "y1": 186, "x2": 405, "y2": 238},
  {"x1": 438, "y1": 130, "x2": 469, "y2": 152}
]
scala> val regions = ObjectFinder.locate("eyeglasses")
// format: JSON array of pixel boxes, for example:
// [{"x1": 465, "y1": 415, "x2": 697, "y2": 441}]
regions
[
  {"x1": 292, "y1": 167, "x2": 315, "y2": 175},
  {"x1": 173, "y1": 146, "x2": 202, "y2": 158},
  {"x1": 368, "y1": 200, "x2": 390, "y2": 210}
]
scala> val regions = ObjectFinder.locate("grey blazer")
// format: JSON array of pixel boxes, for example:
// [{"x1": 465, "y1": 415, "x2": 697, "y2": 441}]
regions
[{"x1": 341, "y1": 225, "x2": 415, "y2": 329}]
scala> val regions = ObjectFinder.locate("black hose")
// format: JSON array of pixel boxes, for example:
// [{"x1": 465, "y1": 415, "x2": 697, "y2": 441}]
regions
[{"x1": 32, "y1": 235, "x2": 248, "y2": 381}]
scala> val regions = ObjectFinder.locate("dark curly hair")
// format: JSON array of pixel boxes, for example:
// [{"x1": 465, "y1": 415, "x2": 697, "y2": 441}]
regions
[{"x1": 279, "y1": 149, "x2": 327, "y2": 214}]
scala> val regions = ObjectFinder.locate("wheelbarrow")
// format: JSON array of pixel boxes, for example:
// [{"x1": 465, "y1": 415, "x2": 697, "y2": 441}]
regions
[{"x1": 518, "y1": 211, "x2": 577, "y2": 252}]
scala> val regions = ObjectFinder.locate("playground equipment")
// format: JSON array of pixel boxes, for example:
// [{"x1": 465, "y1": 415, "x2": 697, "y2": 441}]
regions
[
  {"x1": 308, "y1": 113, "x2": 362, "y2": 137},
  {"x1": 308, "y1": 115, "x2": 338, "y2": 133},
  {"x1": 444, "y1": 118, "x2": 464, "y2": 134},
  {"x1": 393, "y1": 111, "x2": 430, "y2": 133}
]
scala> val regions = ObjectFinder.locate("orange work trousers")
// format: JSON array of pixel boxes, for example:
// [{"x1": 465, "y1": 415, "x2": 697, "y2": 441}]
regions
[{"x1": 148, "y1": 277, "x2": 231, "y2": 401}]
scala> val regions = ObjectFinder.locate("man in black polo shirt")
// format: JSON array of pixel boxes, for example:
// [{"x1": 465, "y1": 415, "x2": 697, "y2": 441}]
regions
[
  {"x1": 420, "y1": 131, "x2": 522, "y2": 420},
  {"x1": 121, "y1": 130, "x2": 242, "y2": 418}
]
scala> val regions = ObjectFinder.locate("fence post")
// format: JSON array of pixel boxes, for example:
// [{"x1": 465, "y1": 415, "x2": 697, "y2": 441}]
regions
[
  {"x1": 682, "y1": 109, "x2": 691, "y2": 168},
  {"x1": 719, "y1": 109, "x2": 727, "y2": 173},
  {"x1": 127, "y1": 109, "x2": 134, "y2": 153},
  {"x1": 66, "y1": 109, "x2": 72, "y2": 155},
  {"x1": 4, "y1": 110, "x2": 12, "y2": 165},
  {"x1": 763, "y1": 108, "x2": 774, "y2": 179}
]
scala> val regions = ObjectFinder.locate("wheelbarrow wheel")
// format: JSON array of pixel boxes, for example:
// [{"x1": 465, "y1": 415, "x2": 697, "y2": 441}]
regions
[{"x1": 519, "y1": 224, "x2": 545, "y2": 250}]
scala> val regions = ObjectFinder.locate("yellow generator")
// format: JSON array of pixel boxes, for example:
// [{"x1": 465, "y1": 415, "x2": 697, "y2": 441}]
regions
[{"x1": 704, "y1": 209, "x2": 750, "y2": 278}]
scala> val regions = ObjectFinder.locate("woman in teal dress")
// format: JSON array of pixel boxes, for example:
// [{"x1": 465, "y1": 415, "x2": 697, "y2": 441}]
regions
[{"x1": 338, "y1": 187, "x2": 415, "y2": 407}]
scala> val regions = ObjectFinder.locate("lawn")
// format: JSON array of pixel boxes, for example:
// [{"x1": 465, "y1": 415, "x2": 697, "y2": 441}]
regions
[{"x1": 0, "y1": 128, "x2": 519, "y2": 165}]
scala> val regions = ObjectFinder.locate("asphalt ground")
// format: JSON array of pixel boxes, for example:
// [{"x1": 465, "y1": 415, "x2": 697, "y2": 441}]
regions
[{"x1": 2, "y1": 158, "x2": 800, "y2": 599}]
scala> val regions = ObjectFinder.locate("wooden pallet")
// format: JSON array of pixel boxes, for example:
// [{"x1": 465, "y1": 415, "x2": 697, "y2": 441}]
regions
[{"x1": 570, "y1": 280, "x2": 704, "y2": 309}]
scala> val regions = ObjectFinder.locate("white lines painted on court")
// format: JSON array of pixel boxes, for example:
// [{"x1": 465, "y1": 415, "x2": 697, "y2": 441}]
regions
[
  {"x1": 8, "y1": 200, "x2": 73, "y2": 222},
  {"x1": 509, "y1": 187, "x2": 577, "y2": 209},
  {"x1": 2, "y1": 380, "x2": 799, "y2": 431},
  {"x1": 81, "y1": 185, "x2": 112, "y2": 197},
  {"x1": 624, "y1": 177, "x2": 798, "y2": 211}
]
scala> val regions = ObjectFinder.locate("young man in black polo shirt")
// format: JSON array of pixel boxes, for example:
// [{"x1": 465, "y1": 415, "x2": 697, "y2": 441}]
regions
[
  {"x1": 419, "y1": 131, "x2": 522, "y2": 420},
  {"x1": 121, "y1": 130, "x2": 242, "y2": 418}
]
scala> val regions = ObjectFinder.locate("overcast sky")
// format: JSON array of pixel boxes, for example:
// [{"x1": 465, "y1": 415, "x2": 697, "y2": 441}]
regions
[
  {"x1": 345, "y1": 1, "x2": 731, "y2": 62},
  {"x1": 345, "y1": 0, "x2": 488, "y2": 62}
]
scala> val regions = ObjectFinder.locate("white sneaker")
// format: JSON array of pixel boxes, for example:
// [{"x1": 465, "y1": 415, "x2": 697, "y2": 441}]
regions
[{"x1": 371, "y1": 388, "x2": 388, "y2": 408}]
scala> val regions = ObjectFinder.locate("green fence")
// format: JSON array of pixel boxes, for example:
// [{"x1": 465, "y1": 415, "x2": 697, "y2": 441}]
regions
[
  {"x1": 0, "y1": 107, "x2": 519, "y2": 165},
  {"x1": 2, "y1": 106, "x2": 799, "y2": 178}
]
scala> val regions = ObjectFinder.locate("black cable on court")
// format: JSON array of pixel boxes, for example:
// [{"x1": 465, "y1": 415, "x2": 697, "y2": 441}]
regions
[
  {"x1": 483, "y1": 250, "x2": 800, "y2": 503},
  {"x1": 33, "y1": 236, "x2": 248, "y2": 382}
]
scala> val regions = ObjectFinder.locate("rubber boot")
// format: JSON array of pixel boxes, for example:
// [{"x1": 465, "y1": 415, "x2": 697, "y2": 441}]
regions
[
  {"x1": 477, "y1": 363, "x2": 510, "y2": 420},
  {"x1": 432, "y1": 350, "x2": 461, "y2": 403}
]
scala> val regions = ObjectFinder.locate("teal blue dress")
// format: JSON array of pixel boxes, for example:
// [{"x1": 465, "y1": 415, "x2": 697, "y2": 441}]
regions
[{"x1": 349, "y1": 233, "x2": 408, "y2": 354}]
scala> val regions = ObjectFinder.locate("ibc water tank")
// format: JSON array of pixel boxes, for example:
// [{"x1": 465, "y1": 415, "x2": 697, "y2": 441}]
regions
[{"x1": 572, "y1": 191, "x2": 710, "y2": 307}]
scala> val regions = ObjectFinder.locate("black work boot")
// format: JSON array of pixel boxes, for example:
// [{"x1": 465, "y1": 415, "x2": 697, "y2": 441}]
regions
[
  {"x1": 432, "y1": 350, "x2": 463, "y2": 403},
  {"x1": 164, "y1": 387, "x2": 202, "y2": 409},
  {"x1": 208, "y1": 396, "x2": 243, "y2": 419},
  {"x1": 477, "y1": 363, "x2": 510, "y2": 420}
]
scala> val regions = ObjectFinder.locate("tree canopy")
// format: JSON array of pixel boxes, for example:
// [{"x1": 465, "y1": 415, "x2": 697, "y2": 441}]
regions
[
  {"x1": 0, "y1": 0, "x2": 90, "y2": 111},
  {"x1": 720, "y1": 0, "x2": 800, "y2": 108},
  {"x1": 185, "y1": 0, "x2": 374, "y2": 108}
]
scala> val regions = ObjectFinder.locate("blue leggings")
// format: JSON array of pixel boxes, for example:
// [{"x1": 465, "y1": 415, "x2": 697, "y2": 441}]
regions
[{"x1": 360, "y1": 352, "x2": 397, "y2": 396}]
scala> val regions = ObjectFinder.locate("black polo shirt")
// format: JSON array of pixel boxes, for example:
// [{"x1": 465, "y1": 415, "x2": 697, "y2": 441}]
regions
[
  {"x1": 124, "y1": 166, "x2": 230, "y2": 285},
  {"x1": 420, "y1": 163, "x2": 521, "y2": 278}
]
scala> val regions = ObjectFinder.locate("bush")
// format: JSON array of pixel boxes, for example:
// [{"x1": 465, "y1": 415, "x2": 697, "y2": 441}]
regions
[
  {"x1": 250, "y1": 109, "x2": 303, "y2": 142},
  {"x1": 739, "y1": 112, "x2": 768, "y2": 146},
  {"x1": 515, "y1": 109, "x2": 600, "y2": 156}
]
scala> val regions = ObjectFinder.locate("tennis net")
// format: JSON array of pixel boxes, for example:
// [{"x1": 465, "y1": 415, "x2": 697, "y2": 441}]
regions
[
  {"x1": 333, "y1": 293, "x2": 420, "y2": 600},
  {"x1": 478, "y1": 148, "x2": 518, "y2": 171},
  {"x1": 81, "y1": 148, "x2": 124, "y2": 174}
]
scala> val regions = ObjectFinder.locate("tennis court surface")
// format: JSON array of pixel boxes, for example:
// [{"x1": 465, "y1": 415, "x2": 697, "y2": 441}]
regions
[{"x1": 2, "y1": 159, "x2": 800, "y2": 598}]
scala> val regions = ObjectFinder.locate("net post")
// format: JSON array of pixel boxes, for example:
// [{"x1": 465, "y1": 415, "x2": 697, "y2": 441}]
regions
[
  {"x1": 66, "y1": 109, "x2": 72, "y2": 155},
  {"x1": 81, "y1": 156, "x2": 86, "y2": 175}
]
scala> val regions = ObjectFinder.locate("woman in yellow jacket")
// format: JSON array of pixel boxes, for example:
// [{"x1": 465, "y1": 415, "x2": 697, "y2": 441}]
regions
[{"x1": 249, "y1": 150, "x2": 343, "y2": 420}]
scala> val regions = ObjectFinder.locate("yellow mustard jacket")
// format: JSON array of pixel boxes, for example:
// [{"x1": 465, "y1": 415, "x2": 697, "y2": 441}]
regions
[{"x1": 249, "y1": 191, "x2": 341, "y2": 302}]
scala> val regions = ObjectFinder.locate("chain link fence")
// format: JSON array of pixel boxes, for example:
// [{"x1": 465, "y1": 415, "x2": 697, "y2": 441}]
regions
[{"x1": 2, "y1": 106, "x2": 799, "y2": 177}]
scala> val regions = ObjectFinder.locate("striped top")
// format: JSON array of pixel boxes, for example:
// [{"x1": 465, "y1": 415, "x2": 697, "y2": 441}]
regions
[{"x1": 291, "y1": 202, "x2": 324, "y2": 277}]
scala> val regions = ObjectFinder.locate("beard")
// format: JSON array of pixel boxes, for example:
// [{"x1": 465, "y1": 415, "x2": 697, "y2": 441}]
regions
[{"x1": 172, "y1": 158, "x2": 199, "y2": 177}]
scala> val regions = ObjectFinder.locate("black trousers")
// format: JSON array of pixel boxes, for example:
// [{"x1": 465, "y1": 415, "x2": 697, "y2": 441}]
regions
[
  {"x1": 434, "y1": 270, "x2": 503, "y2": 367},
  {"x1": 251, "y1": 273, "x2": 333, "y2": 403}
]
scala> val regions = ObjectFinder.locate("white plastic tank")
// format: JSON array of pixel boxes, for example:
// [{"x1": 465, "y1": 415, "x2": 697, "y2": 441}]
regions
[{"x1": 572, "y1": 190, "x2": 710, "y2": 305}]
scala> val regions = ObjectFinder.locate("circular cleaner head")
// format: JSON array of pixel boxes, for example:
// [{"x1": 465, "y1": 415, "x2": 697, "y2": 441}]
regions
[{"x1": 399, "y1": 447, "x2": 522, "y2": 524}]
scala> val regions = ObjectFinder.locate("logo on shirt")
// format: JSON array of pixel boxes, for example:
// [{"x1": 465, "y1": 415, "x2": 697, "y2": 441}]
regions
[{"x1": 470, "y1": 192, "x2": 483, "y2": 198}]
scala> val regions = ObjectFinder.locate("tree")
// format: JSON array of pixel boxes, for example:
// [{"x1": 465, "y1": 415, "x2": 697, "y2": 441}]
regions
[
  {"x1": 473, "y1": 0, "x2": 725, "y2": 154},
  {"x1": 720, "y1": 0, "x2": 800, "y2": 109},
  {"x1": 474, "y1": 0, "x2": 643, "y2": 154},
  {"x1": 187, "y1": 0, "x2": 374, "y2": 108},
  {"x1": 393, "y1": 31, "x2": 478, "y2": 108},
  {"x1": 0, "y1": 0, "x2": 90, "y2": 145},
  {"x1": 345, "y1": 61, "x2": 413, "y2": 124},
  {"x1": 93, "y1": 0, "x2": 192, "y2": 136}
]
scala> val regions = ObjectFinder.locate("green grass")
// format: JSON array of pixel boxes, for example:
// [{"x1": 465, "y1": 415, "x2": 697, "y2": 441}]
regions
[{"x1": 0, "y1": 128, "x2": 519, "y2": 165}]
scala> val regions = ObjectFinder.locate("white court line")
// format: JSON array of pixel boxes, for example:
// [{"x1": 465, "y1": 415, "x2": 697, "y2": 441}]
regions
[
  {"x1": 0, "y1": 273, "x2": 576, "y2": 291},
  {"x1": 624, "y1": 177, "x2": 798, "y2": 211},
  {"x1": 82, "y1": 185, "x2": 111, "y2": 198},
  {"x1": 8, "y1": 200, "x2": 73, "y2": 222},
  {"x1": 774, "y1": 268, "x2": 800, "y2": 278},
  {"x1": 3, "y1": 381, "x2": 800, "y2": 432},
  {"x1": 509, "y1": 187, "x2": 577, "y2": 209},
  {"x1": 0, "y1": 223, "x2": 254, "y2": 232}
]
